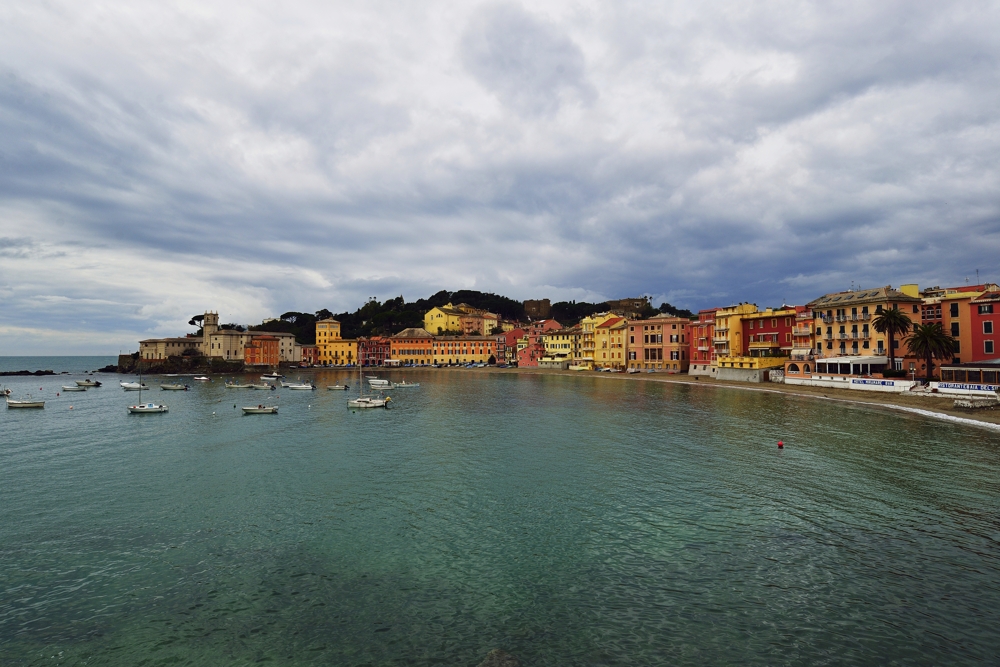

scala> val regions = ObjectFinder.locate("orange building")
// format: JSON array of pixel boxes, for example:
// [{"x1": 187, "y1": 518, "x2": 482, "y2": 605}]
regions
[
  {"x1": 244, "y1": 335, "x2": 279, "y2": 366},
  {"x1": 390, "y1": 328, "x2": 435, "y2": 365}
]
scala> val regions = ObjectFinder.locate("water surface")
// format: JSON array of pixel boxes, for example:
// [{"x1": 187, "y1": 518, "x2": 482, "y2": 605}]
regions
[{"x1": 2, "y1": 365, "x2": 999, "y2": 665}]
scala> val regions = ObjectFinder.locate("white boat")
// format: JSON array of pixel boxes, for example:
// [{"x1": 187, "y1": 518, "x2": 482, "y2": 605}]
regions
[
  {"x1": 127, "y1": 370, "x2": 167, "y2": 413},
  {"x1": 75, "y1": 379, "x2": 102, "y2": 387},
  {"x1": 279, "y1": 381, "x2": 295, "y2": 387},
  {"x1": 327, "y1": 384, "x2": 349, "y2": 390},
  {"x1": 249, "y1": 383, "x2": 273, "y2": 390},
  {"x1": 367, "y1": 377, "x2": 390, "y2": 388},
  {"x1": 261, "y1": 372, "x2": 284, "y2": 380},
  {"x1": 121, "y1": 382, "x2": 150, "y2": 391},
  {"x1": 287, "y1": 383, "x2": 315, "y2": 390},
  {"x1": 61, "y1": 385, "x2": 87, "y2": 392},
  {"x1": 193, "y1": 376, "x2": 210, "y2": 381},
  {"x1": 242, "y1": 404, "x2": 278, "y2": 414},
  {"x1": 350, "y1": 367, "x2": 389, "y2": 408},
  {"x1": 392, "y1": 381, "x2": 420, "y2": 388},
  {"x1": 225, "y1": 381, "x2": 253, "y2": 389},
  {"x1": 160, "y1": 383, "x2": 189, "y2": 391},
  {"x1": 6, "y1": 397, "x2": 45, "y2": 408}
]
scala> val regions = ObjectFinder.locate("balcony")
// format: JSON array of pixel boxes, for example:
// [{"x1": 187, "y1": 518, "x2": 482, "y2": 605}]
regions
[
  {"x1": 791, "y1": 354, "x2": 815, "y2": 361},
  {"x1": 749, "y1": 340, "x2": 781, "y2": 349},
  {"x1": 836, "y1": 315, "x2": 849, "y2": 322},
  {"x1": 820, "y1": 315, "x2": 834, "y2": 323},
  {"x1": 713, "y1": 337, "x2": 729, "y2": 344},
  {"x1": 793, "y1": 328, "x2": 812, "y2": 336},
  {"x1": 697, "y1": 345, "x2": 710, "y2": 351},
  {"x1": 824, "y1": 333, "x2": 834, "y2": 340},
  {"x1": 714, "y1": 326, "x2": 729, "y2": 333}
]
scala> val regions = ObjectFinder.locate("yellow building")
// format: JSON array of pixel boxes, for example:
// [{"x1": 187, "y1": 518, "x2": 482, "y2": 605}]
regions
[
  {"x1": 594, "y1": 316, "x2": 628, "y2": 369},
  {"x1": 431, "y1": 336, "x2": 497, "y2": 365},
  {"x1": 718, "y1": 306, "x2": 797, "y2": 371},
  {"x1": 424, "y1": 304, "x2": 466, "y2": 335},
  {"x1": 542, "y1": 327, "x2": 582, "y2": 361},
  {"x1": 315, "y1": 318, "x2": 357, "y2": 365},
  {"x1": 712, "y1": 303, "x2": 758, "y2": 361},
  {"x1": 579, "y1": 313, "x2": 619, "y2": 368}
]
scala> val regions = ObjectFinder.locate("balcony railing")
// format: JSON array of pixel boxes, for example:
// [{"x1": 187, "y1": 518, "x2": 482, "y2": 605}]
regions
[
  {"x1": 749, "y1": 340, "x2": 781, "y2": 348},
  {"x1": 714, "y1": 326, "x2": 729, "y2": 333},
  {"x1": 713, "y1": 337, "x2": 728, "y2": 344},
  {"x1": 793, "y1": 328, "x2": 812, "y2": 336},
  {"x1": 820, "y1": 315, "x2": 834, "y2": 323},
  {"x1": 697, "y1": 345, "x2": 710, "y2": 351}
]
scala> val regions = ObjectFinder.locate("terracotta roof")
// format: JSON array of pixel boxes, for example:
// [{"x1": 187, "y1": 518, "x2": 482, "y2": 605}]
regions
[
  {"x1": 392, "y1": 327, "x2": 434, "y2": 338},
  {"x1": 596, "y1": 317, "x2": 626, "y2": 328}
]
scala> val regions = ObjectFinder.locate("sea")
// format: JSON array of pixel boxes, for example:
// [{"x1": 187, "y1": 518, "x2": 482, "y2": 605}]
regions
[{"x1": 2, "y1": 357, "x2": 1000, "y2": 665}]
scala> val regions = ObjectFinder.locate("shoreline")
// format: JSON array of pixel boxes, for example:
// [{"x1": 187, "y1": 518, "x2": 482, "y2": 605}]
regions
[{"x1": 485, "y1": 366, "x2": 1000, "y2": 431}]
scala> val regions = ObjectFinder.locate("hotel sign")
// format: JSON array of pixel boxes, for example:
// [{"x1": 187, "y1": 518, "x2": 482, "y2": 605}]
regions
[
  {"x1": 851, "y1": 379, "x2": 901, "y2": 387},
  {"x1": 937, "y1": 382, "x2": 1000, "y2": 392}
]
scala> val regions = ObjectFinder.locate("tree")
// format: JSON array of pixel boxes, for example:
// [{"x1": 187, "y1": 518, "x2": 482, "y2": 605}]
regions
[
  {"x1": 315, "y1": 308, "x2": 333, "y2": 320},
  {"x1": 872, "y1": 307, "x2": 912, "y2": 371},
  {"x1": 188, "y1": 314, "x2": 204, "y2": 327},
  {"x1": 906, "y1": 323, "x2": 956, "y2": 382}
]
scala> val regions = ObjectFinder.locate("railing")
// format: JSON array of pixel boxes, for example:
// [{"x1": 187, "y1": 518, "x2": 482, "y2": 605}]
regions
[
  {"x1": 697, "y1": 345, "x2": 710, "y2": 351},
  {"x1": 791, "y1": 354, "x2": 815, "y2": 361},
  {"x1": 749, "y1": 340, "x2": 780, "y2": 348},
  {"x1": 824, "y1": 333, "x2": 834, "y2": 339},
  {"x1": 793, "y1": 328, "x2": 812, "y2": 336},
  {"x1": 820, "y1": 315, "x2": 834, "y2": 323},
  {"x1": 714, "y1": 326, "x2": 729, "y2": 333},
  {"x1": 836, "y1": 315, "x2": 848, "y2": 322},
  {"x1": 713, "y1": 337, "x2": 728, "y2": 344},
  {"x1": 838, "y1": 333, "x2": 848, "y2": 339}
]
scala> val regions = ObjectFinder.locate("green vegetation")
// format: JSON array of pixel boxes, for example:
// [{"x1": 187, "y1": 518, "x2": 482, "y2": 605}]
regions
[
  {"x1": 906, "y1": 323, "x2": 957, "y2": 382},
  {"x1": 872, "y1": 307, "x2": 912, "y2": 371}
]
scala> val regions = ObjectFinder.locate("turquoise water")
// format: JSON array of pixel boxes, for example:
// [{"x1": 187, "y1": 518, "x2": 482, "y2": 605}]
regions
[{"x1": 2, "y1": 364, "x2": 1000, "y2": 665}]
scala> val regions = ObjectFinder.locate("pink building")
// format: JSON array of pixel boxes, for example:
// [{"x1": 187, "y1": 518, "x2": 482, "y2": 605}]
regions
[
  {"x1": 517, "y1": 341, "x2": 546, "y2": 367},
  {"x1": 358, "y1": 336, "x2": 391, "y2": 367}
]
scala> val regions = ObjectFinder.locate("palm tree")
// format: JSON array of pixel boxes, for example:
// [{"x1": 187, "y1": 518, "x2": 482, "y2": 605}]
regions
[
  {"x1": 906, "y1": 323, "x2": 957, "y2": 382},
  {"x1": 873, "y1": 307, "x2": 912, "y2": 371}
]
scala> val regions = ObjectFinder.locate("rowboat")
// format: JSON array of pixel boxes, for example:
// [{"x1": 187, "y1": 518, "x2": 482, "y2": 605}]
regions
[
  {"x1": 327, "y1": 385, "x2": 349, "y2": 390},
  {"x1": 75, "y1": 379, "x2": 102, "y2": 387},
  {"x1": 160, "y1": 384, "x2": 189, "y2": 391},
  {"x1": 61, "y1": 385, "x2": 87, "y2": 392},
  {"x1": 287, "y1": 383, "x2": 315, "y2": 390},
  {"x1": 225, "y1": 382, "x2": 253, "y2": 389},
  {"x1": 6, "y1": 397, "x2": 45, "y2": 408},
  {"x1": 392, "y1": 381, "x2": 420, "y2": 388}
]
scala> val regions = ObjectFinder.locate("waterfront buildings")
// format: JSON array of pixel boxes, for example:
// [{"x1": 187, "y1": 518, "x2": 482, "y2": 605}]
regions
[
  {"x1": 243, "y1": 335, "x2": 279, "y2": 366},
  {"x1": 316, "y1": 318, "x2": 358, "y2": 365},
  {"x1": 390, "y1": 328, "x2": 435, "y2": 365},
  {"x1": 627, "y1": 314, "x2": 690, "y2": 372},
  {"x1": 358, "y1": 336, "x2": 391, "y2": 367},
  {"x1": 688, "y1": 308, "x2": 718, "y2": 377},
  {"x1": 432, "y1": 335, "x2": 497, "y2": 365},
  {"x1": 594, "y1": 316, "x2": 627, "y2": 369},
  {"x1": 970, "y1": 290, "x2": 1000, "y2": 362}
]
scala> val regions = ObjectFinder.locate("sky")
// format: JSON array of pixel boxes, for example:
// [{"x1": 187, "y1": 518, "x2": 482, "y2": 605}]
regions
[{"x1": 1, "y1": 1, "x2": 999, "y2": 354}]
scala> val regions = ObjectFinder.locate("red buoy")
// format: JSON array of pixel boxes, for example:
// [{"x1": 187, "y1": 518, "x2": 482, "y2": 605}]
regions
[{"x1": 777, "y1": 440, "x2": 784, "y2": 449}]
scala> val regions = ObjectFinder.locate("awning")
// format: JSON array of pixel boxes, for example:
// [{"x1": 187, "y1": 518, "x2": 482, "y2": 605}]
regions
[{"x1": 816, "y1": 356, "x2": 887, "y2": 364}]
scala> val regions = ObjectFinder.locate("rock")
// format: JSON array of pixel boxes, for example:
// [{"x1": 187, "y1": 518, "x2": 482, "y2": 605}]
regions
[{"x1": 477, "y1": 648, "x2": 520, "y2": 667}]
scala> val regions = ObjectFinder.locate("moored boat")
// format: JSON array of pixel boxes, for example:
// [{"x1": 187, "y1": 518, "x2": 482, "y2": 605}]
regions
[
  {"x1": 75, "y1": 379, "x2": 102, "y2": 387},
  {"x1": 193, "y1": 376, "x2": 210, "y2": 381},
  {"x1": 160, "y1": 384, "x2": 189, "y2": 391},
  {"x1": 392, "y1": 381, "x2": 420, "y2": 388},
  {"x1": 61, "y1": 385, "x2": 87, "y2": 392},
  {"x1": 287, "y1": 383, "x2": 316, "y2": 390},
  {"x1": 367, "y1": 377, "x2": 390, "y2": 388},
  {"x1": 121, "y1": 382, "x2": 149, "y2": 391},
  {"x1": 261, "y1": 372, "x2": 284, "y2": 380},
  {"x1": 327, "y1": 384, "x2": 349, "y2": 390},
  {"x1": 225, "y1": 381, "x2": 253, "y2": 389},
  {"x1": 249, "y1": 383, "x2": 273, "y2": 390},
  {"x1": 242, "y1": 404, "x2": 278, "y2": 414},
  {"x1": 6, "y1": 397, "x2": 45, "y2": 408},
  {"x1": 128, "y1": 402, "x2": 168, "y2": 414}
]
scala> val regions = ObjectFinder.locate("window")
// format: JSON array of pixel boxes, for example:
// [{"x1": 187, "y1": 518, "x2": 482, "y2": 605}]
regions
[
  {"x1": 985, "y1": 322, "x2": 994, "y2": 334},
  {"x1": 951, "y1": 322, "x2": 959, "y2": 336},
  {"x1": 987, "y1": 341, "x2": 995, "y2": 355},
  {"x1": 912, "y1": 305, "x2": 919, "y2": 313},
  {"x1": 979, "y1": 304, "x2": 994, "y2": 314},
  {"x1": 950, "y1": 303, "x2": 959, "y2": 317},
  {"x1": 771, "y1": 319, "x2": 777, "y2": 327}
]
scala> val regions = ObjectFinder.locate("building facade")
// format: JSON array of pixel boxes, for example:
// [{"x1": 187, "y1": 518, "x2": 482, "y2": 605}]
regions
[
  {"x1": 358, "y1": 336, "x2": 392, "y2": 367},
  {"x1": 243, "y1": 335, "x2": 279, "y2": 366},
  {"x1": 628, "y1": 314, "x2": 690, "y2": 372},
  {"x1": 432, "y1": 335, "x2": 496, "y2": 365},
  {"x1": 970, "y1": 290, "x2": 1000, "y2": 362},
  {"x1": 688, "y1": 308, "x2": 717, "y2": 377},
  {"x1": 594, "y1": 316, "x2": 627, "y2": 369},
  {"x1": 390, "y1": 328, "x2": 435, "y2": 365}
]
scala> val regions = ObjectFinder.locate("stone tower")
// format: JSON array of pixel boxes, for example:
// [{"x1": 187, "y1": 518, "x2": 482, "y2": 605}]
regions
[{"x1": 202, "y1": 311, "x2": 219, "y2": 348}]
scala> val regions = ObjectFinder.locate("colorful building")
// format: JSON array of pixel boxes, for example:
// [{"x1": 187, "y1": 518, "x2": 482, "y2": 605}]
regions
[
  {"x1": 921, "y1": 284, "x2": 997, "y2": 364},
  {"x1": 542, "y1": 327, "x2": 582, "y2": 362},
  {"x1": 326, "y1": 339, "x2": 358, "y2": 366},
  {"x1": 243, "y1": 335, "x2": 279, "y2": 366},
  {"x1": 580, "y1": 313, "x2": 618, "y2": 369},
  {"x1": 358, "y1": 336, "x2": 391, "y2": 367},
  {"x1": 594, "y1": 316, "x2": 627, "y2": 369},
  {"x1": 297, "y1": 345, "x2": 317, "y2": 365},
  {"x1": 497, "y1": 328, "x2": 525, "y2": 365},
  {"x1": 390, "y1": 328, "x2": 434, "y2": 365},
  {"x1": 432, "y1": 336, "x2": 497, "y2": 365},
  {"x1": 808, "y1": 286, "x2": 922, "y2": 370},
  {"x1": 970, "y1": 290, "x2": 1000, "y2": 362},
  {"x1": 712, "y1": 303, "x2": 758, "y2": 362},
  {"x1": 688, "y1": 308, "x2": 718, "y2": 377},
  {"x1": 628, "y1": 314, "x2": 690, "y2": 372},
  {"x1": 424, "y1": 304, "x2": 465, "y2": 335}
]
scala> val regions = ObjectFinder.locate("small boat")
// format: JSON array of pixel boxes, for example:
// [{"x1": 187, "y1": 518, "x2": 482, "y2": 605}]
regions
[
  {"x1": 367, "y1": 377, "x2": 390, "y2": 388},
  {"x1": 1, "y1": 388, "x2": 10, "y2": 396},
  {"x1": 6, "y1": 397, "x2": 45, "y2": 408},
  {"x1": 287, "y1": 383, "x2": 315, "y2": 390},
  {"x1": 327, "y1": 384, "x2": 350, "y2": 390},
  {"x1": 391, "y1": 381, "x2": 420, "y2": 388},
  {"x1": 61, "y1": 385, "x2": 87, "y2": 392},
  {"x1": 193, "y1": 376, "x2": 211, "y2": 381},
  {"x1": 626, "y1": 368, "x2": 640, "y2": 374},
  {"x1": 261, "y1": 372, "x2": 284, "y2": 380},
  {"x1": 121, "y1": 382, "x2": 150, "y2": 391},
  {"x1": 249, "y1": 383, "x2": 273, "y2": 390},
  {"x1": 348, "y1": 395, "x2": 390, "y2": 409},
  {"x1": 279, "y1": 381, "x2": 295, "y2": 387},
  {"x1": 128, "y1": 402, "x2": 168, "y2": 414},
  {"x1": 75, "y1": 379, "x2": 102, "y2": 387},
  {"x1": 242, "y1": 404, "x2": 278, "y2": 414},
  {"x1": 225, "y1": 381, "x2": 253, "y2": 389},
  {"x1": 160, "y1": 383, "x2": 189, "y2": 391},
  {"x1": 127, "y1": 369, "x2": 167, "y2": 413}
]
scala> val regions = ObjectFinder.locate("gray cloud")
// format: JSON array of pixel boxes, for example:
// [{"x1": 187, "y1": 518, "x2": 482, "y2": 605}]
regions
[{"x1": 0, "y1": 1, "x2": 998, "y2": 352}]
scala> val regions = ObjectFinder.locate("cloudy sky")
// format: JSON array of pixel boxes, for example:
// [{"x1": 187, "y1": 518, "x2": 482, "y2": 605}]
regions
[{"x1": 1, "y1": 1, "x2": 998, "y2": 353}]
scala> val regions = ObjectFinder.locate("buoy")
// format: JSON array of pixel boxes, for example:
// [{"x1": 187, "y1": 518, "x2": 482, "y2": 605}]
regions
[
  {"x1": 777, "y1": 440, "x2": 784, "y2": 449},
  {"x1": 69, "y1": 406, "x2": 73, "y2": 410},
  {"x1": 57, "y1": 392, "x2": 60, "y2": 396}
]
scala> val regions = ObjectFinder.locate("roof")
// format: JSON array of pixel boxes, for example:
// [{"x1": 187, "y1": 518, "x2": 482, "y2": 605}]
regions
[
  {"x1": 139, "y1": 336, "x2": 199, "y2": 344},
  {"x1": 808, "y1": 287, "x2": 921, "y2": 307},
  {"x1": 392, "y1": 328, "x2": 434, "y2": 338},
  {"x1": 596, "y1": 317, "x2": 626, "y2": 328},
  {"x1": 971, "y1": 291, "x2": 1000, "y2": 303}
]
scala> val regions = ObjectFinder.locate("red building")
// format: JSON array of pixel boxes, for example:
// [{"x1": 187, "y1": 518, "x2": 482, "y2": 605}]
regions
[
  {"x1": 358, "y1": 336, "x2": 391, "y2": 367},
  {"x1": 689, "y1": 308, "x2": 718, "y2": 376},
  {"x1": 740, "y1": 307, "x2": 796, "y2": 357},
  {"x1": 244, "y1": 335, "x2": 279, "y2": 366},
  {"x1": 969, "y1": 290, "x2": 999, "y2": 362},
  {"x1": 497, "y1": 328, "x2": 525, "y2": 365},
  {"x1": 300, "y1": 345, "x2": 317, "y2": 365},
  {"x1": 517, "y1": 340, "x2": 546, "y2": 367}
]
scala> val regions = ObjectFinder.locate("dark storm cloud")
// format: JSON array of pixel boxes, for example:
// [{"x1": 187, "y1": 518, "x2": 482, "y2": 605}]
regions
[{"x1": 0, "y1": 0, "x2": 998, "y2": 352}]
